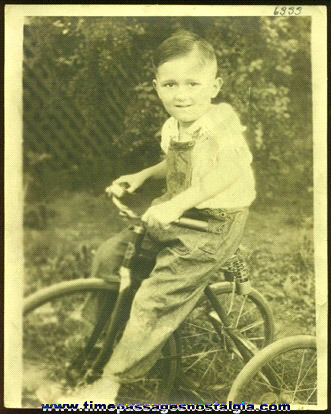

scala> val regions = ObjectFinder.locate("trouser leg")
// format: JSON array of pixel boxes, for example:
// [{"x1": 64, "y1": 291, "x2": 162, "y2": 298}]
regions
[
  {"x1": 81, "y1": 228, "x2": 132, "y2": 323},
  {"x1": 82, "y1": 226, "x2": 161, "y2": 322},
  {"x1": 105, "y1": 209, "x2": 248, "y2": 383},
  {"x1": 91, "y1": 227, "x2": 133, "y2": 280}
]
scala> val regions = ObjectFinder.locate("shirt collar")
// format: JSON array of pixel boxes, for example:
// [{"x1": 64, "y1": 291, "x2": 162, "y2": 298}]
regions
[
  {"x1": 169, "y1": 109, "x2": 213, "y2": 140},
  {"x1": 182, "y1": 115, "x2": 206, "y2": 136}
]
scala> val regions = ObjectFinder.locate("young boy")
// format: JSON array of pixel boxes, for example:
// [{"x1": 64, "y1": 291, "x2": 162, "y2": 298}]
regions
[{"x1": 40, "y1": 30, "x2": 255, "y2": 403}]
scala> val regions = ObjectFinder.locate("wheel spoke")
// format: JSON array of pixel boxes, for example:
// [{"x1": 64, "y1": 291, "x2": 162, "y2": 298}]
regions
[
  {"x1": 201, "y1": 353, "x2": 217, "y2": 382},
  {"x1": 235, "y1": 306, "x2": 257, "y2": 319},
  {"x1": 227, "y1": 283, "x2": 236, "y2": 315},
  {"x1": 183, "y1": 344, "x2": 211, "y2": 371},
  {"x1": 182, "y1": 347, "x2": 221, "y2": 362},
  {"x1": 239, "y1": 320, "x2": 264, "y2": 333},
  {"x1": 292, "y1": 348, "x2": 308, "y2": 401},
  {"x1": 295, "y1": 353, "x2": 317, "y2": 391},
  {"x1": 183, "y1": 322, "x2": 215, "y2": 334},
  {"x1": 303, "y1": 384, "x2": 317, "y2": 404},
  {"x1": 181, "y1": 332, "x2": 211, "y2": 339},
  {"x1": 264, "y1": 362, "x2": 291, "y2": 391},
  {"x1": 234, "y1": 295, "x2": 247, "y2": 328},
  {"x1": 244, "y1": 336, "x2": 265, "y2": 341}
]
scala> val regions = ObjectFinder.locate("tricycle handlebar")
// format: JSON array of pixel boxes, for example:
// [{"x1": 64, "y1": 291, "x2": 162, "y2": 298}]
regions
[{"x1": 108, "y1": 184, "x2": 209, "y2": 232}]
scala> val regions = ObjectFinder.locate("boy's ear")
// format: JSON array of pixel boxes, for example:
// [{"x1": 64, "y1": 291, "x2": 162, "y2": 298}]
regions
[
  {"x1": 153, "y1": 79, "x2": 161, "y2": 99},
  {"x1": 212, "y1": 77, "x2": 223, "y2": 98}
]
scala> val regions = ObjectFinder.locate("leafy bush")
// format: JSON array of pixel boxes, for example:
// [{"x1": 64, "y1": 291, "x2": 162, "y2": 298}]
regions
[{"x1": 23, "y1": 192, "x2": 124, "y2": 295}]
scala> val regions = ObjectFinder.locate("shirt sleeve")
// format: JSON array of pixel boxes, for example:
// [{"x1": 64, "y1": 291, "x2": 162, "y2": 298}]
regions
[{"x1": 209, "y1": 103, "x2": 253, "y2": 168}]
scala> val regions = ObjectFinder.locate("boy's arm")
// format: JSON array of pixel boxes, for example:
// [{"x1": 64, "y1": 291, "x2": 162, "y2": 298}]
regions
[
  {"x1": 111, "y1": 160, "x2": 166, "y2": 194},
  {"x1": 171, "y1": 148, "x2": 240, "y2": 213},
  {"x1": 142, "y1": 147, "x2": 241, "y2": 228},
  {"x1": 141, "y1": 159, "x2": 167, "y2": 180}
]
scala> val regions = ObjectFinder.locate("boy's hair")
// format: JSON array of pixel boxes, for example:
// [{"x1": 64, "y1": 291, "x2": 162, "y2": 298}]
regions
[{"x1": 153, "y1": 30, "x2": 218, "y2": 75}]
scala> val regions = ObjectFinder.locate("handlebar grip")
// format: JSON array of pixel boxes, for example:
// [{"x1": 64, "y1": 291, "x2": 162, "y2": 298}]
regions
[
  {"x1": 174, "y1": 217, "x2": 209, "y2": 232},
  {"x1": 111, "y1": 195, "x2": 210, "y2": 232},
  {"x1": 108, "y1": 183, "x2": 129, "y2": 198}
]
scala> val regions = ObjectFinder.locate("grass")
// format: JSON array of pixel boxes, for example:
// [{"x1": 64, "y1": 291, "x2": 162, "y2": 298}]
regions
[{"x1": 241, "y1": 204, "x2": 315, "y2": 338}]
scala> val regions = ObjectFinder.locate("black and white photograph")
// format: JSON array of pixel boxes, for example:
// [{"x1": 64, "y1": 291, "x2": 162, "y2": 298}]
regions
[{"x1": 4, "y1": 5, "x2": 327, "y2": 411}]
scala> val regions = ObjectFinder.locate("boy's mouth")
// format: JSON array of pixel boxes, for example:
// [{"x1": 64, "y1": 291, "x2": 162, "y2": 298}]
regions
[{"x1": 175, "y1": 104, "x2": 192, "y2": 108}]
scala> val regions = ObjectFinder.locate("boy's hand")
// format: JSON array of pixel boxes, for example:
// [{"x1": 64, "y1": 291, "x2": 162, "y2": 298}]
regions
[
  {"x1": 141, "y1": 202, "x2": 183, "y2": 229},
  {"x1": 106, "y1": 172, "x2": 147, "y2": 196}
]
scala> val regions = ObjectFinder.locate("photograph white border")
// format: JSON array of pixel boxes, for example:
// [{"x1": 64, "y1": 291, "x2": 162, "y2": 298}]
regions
[{"x1": 5, "y1": 5, "x2": 327, "y2": 409}]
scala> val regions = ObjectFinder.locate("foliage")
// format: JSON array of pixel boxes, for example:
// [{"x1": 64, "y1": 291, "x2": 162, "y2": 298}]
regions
[
  {"x1": 23, "y1": 192, "x2": 123, "y2": 295},
  {"x1": 24, "y1": 16, "x2": 312, "y2": 200}
]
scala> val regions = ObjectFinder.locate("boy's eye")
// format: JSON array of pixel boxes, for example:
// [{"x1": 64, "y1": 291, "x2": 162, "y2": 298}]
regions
[
  {"x1": 164, "y1": 83, "x2": 175, "y2": 88},
  {"x1": 189, "y1": 82, "x2": 199, "y2": 87}
]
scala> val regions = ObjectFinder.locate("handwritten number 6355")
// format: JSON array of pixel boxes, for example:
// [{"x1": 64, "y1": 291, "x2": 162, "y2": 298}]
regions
[{"x1": 274, "y1": 6, "x2": 302, "y2": 16}]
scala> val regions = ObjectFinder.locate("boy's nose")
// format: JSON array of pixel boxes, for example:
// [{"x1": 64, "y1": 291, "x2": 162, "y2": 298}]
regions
[{"x1": 174, "y1": 86, "x2": 190, "y2": 101}]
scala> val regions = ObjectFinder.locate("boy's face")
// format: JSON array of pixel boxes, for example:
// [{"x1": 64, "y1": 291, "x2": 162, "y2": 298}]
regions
[{"x1": 153, "y1": 50, "x2": 222, "y2": 129}]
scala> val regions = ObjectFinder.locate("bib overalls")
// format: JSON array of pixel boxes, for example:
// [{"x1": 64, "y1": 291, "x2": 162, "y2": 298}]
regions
[{"x1": 91, "y1": 135, "x2": 248, "y2": 383}]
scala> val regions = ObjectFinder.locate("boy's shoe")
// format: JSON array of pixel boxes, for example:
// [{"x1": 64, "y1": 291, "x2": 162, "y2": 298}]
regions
[
  {"x1": 36, "y1": 377, "x2": 120, "y2": 406},
  {"x1": 61, "y1": 377, "x2": 120, "y2": 405},
  {"x1": 35, "y1": 382, "x2": 64, "y2": 404}
]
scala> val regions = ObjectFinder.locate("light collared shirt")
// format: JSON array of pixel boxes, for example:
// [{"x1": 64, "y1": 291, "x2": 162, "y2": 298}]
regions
[{"x1": 160, "y1": 103, "x2": 256, "y2": 209}]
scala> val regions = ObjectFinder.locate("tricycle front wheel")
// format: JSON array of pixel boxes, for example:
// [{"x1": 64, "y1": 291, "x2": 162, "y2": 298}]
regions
[{"x1": 23, "y1": 278, "x2": 179, "y2": 406}]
